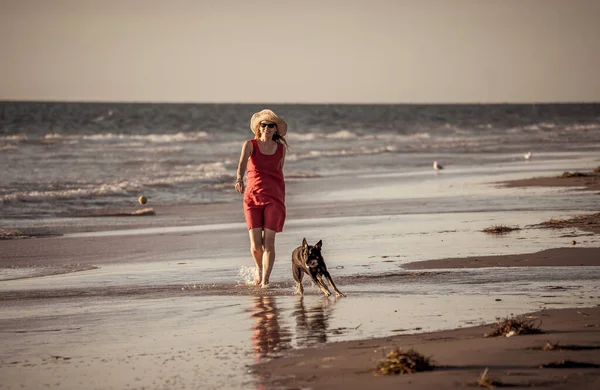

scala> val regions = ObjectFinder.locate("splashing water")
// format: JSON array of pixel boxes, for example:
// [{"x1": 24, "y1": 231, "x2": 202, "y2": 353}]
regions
[{"x1": 236, "y1": 266, "x2": 257, "y2": 286}]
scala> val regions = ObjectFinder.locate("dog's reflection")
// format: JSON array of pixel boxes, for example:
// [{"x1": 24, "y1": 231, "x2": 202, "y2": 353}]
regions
[
  {"x1": 293, "y1": 296, "x2": 336, "y2": 348},
  {"x1": 249, "y1": 296, "x2": 291, "y2": 359}
]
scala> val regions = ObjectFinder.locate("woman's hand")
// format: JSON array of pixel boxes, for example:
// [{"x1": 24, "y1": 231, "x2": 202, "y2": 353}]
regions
[{"x1": 235, "y1": 179, "x2": 245, "y2": 194}]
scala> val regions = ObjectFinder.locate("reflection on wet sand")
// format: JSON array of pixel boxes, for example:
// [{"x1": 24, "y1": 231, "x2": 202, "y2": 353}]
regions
[
  {"x1": 248, "y1": 296, "x2": 340, "y2": 389},
  {"x1": 248, "y1": 296, "x2": 292, "y2": 360},
  {"x1": 247, "y1": 295, "x2": 340, "y2": 362},
  {"x1": 293, "y1": 296, "x2": 337, "y2": 348}
]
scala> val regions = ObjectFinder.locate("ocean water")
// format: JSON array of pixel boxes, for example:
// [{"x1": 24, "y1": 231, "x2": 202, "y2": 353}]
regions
[{"x1": 1, "y1": 102, "x2": 599, "y2": 220}]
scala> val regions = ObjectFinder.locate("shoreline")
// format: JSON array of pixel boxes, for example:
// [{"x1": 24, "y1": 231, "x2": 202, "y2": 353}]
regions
[
  {"x1": 2, "y1": 199, "x2": 598, "y2": 239},
  {"x1": 403, "y1": 247, "x2": 600, "y2": 269},
  {"x1": 252, "y1": 306, "x2": 600, "y2": 390},
  {"x1": 250, "y1": 171, "x2": 600, "y2": 389},
  {"x1": 498, "y1": 169, "x2": 600, "y2": 192},
  {"x1": 1, "y1": 246, "x2": 599, "y2": 300},
  {"x1": 2, "y1": 166, "x2": 599, "y2": 238},
  {"x1": 1, "y1": 168, "x2": 600, "y2": 389}
]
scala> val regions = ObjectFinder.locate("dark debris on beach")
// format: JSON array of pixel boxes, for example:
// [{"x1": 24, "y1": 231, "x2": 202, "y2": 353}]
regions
[
  {"x1": 484, "y1": 316, "x2": 543, "y2": 338},
  {"x1": 533, "y1": 213, "x2": 600, "y2": 230},
  {"x1": 64, "y1": 207, "x2": 157, "y2": 217},
  {"x1": 482, "y1": 225, "x2": 521, "y2": 234},
  {"x1": 0, "y1": 228, "x2": 62, "y2": 240},
  {"x1": 560, "y1": 171, "x2": 593, "y2": 178},
  {"x1": 539, "y1": 360, "x2": 600, "y2": 369},
  {"x1": 0, "y1": 229, "x2": 29, "y2": 240},
  {"x1": 542, "y1": 342, "x2": 600, "y2": 351},
  {"x1": 374, "y1": 348, "x2": 434, "y2": 375},
  {"x1": 558, "y1": 167, "x2": 600, "y2": 178}
]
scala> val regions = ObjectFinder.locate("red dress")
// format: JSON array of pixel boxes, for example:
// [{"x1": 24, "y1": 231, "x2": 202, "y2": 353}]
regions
[{"x1": 243, "y1": 139, "x2": 286, "y2": 232}]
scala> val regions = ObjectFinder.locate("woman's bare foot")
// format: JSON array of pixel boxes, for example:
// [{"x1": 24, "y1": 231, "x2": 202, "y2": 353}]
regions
[
  {"x1": 254, "y1": 268, "x2": 262, "y2": 285},
  {"x1": 260, "y1": 282, "x2": 270, "y2": 289}
]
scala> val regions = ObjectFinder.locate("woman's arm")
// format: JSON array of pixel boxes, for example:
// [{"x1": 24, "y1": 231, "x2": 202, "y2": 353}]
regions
[{"x1": 235, "y1": 140, "x2": 253, "y2": 194}]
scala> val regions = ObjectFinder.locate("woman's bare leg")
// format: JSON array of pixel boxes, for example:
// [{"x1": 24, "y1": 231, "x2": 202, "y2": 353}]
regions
[
  {"x1": 261, "y1": 229, "x2": 277, "y2": 288},
  {"x1": 248, "y1": 228, "x2": 264, "y2": 285}
]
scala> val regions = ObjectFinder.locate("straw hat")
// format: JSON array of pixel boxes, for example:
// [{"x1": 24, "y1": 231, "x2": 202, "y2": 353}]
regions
[{"x1": 250, "y1": 109, "x2": 288, "y2": 137}]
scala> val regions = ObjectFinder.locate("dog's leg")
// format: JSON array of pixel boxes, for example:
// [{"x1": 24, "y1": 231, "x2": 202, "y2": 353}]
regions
[
  {"x1": 292, "y1": 264, "x2": 304, "y2": 295},
  {"x1": 323, "y1": 270, "x2": 345, "y2": 297},
  {"x1": 307, "y1": 271, "x2": 330, "y2": 297},
  {"x1": 314, "y1": 273, "x2": 332, "y2": 297}
]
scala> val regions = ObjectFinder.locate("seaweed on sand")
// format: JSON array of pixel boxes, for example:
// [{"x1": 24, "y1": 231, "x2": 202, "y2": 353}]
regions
[
  {"x1": 484, "y1": 316, "x2": 543, "y2": 338},
  {"x1": 540, "y1": 360, "x2": 600, "y2": 368},
  {"x1": 374, "y1": 348, "x2": 434, "y2": 375},
  {"x1": 482, "y1": 225, "x2": 521, "y2": 234},
  {"x1": 543, "y1": 342, "x2": 600, "y2": 351},
  {"x1": 538, "y1": 214, "x2": 590, "y2": 228},
  {"x1": 559, "y1": 171, "x2": 591, "y2": 178},
  {"x1": 0, "y1": 229, "x2": 27, "y2": 240}
]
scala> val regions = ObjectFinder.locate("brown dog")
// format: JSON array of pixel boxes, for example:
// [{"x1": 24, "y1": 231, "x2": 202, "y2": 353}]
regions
[{"x1": 291, "y1": 238, "x2": 345, "y2": 297}]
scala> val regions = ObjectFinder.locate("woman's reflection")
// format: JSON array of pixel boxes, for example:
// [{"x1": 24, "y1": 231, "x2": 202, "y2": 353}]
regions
[{"x1": 249, "y1": 295, "x2": 291, "y2": 359}]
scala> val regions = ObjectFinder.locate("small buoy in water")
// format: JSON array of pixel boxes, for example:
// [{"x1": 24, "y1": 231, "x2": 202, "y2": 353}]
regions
[
  {"x1": 138, "y1": 195, "x2": 148, "y2": 205},
  {"x1": 571, "y1": 240, "x2": 577, "y2": 245}
]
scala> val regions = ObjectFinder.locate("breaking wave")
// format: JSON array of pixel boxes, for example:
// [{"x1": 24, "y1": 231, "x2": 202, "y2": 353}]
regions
[
  {"x1": 36, "y1": 131, "x2": 209, "y2": 144},
  {"x1": 0, "y1": 161, "x2": 232, "y2": 204}
]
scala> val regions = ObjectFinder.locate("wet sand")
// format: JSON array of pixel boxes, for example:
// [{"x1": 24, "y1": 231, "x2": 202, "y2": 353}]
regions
[
  {"x1": 253, "y1": 306, "x2": 600, "y2": 390},
  {"x1": 251, "y1": 174, "x2": 600, "y2": 389},
  {"x1": 2, "y1": 259, "x2": 598, "y2": 390},
  {"x1": 402, "y1": 206, "x2": 600, "y2": 271},
  {"x1": 499, "y1": 169, "x2": 600, "y2": 192},
  {"x1": 404, "y1": 247, "x2": 600, "y2": 269},
  {"x1": 2, "y1": 165, "x2": 600, "y2": 389}
]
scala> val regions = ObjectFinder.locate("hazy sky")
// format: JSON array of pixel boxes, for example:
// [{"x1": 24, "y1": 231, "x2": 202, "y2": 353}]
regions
[{"x1": 1, "y1": 0, "x2": 599, "y2": 103}]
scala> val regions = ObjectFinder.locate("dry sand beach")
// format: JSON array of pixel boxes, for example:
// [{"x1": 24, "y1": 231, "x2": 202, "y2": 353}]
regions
[{"x1": 1, "y1": 158, "x2": 600, "y2": 389}]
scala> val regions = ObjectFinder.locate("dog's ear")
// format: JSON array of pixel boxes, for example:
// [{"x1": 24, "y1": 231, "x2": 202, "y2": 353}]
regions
[
  {"x1": 302, "y1": 238, "x2": 308, "y2": 249},
  {"x1": 315, "y1": 240, "x2": 322, "y2": 249}
]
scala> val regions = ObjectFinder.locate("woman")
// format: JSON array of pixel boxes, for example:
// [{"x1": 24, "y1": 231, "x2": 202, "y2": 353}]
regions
[{"x1": 235, "y1": 109, "x2": 289, "y2": 288}]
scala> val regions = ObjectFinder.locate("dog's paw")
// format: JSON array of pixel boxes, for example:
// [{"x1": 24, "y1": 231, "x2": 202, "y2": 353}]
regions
[{"x1": 335, "y1": 291, "x2": 346, "y2": 298}]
